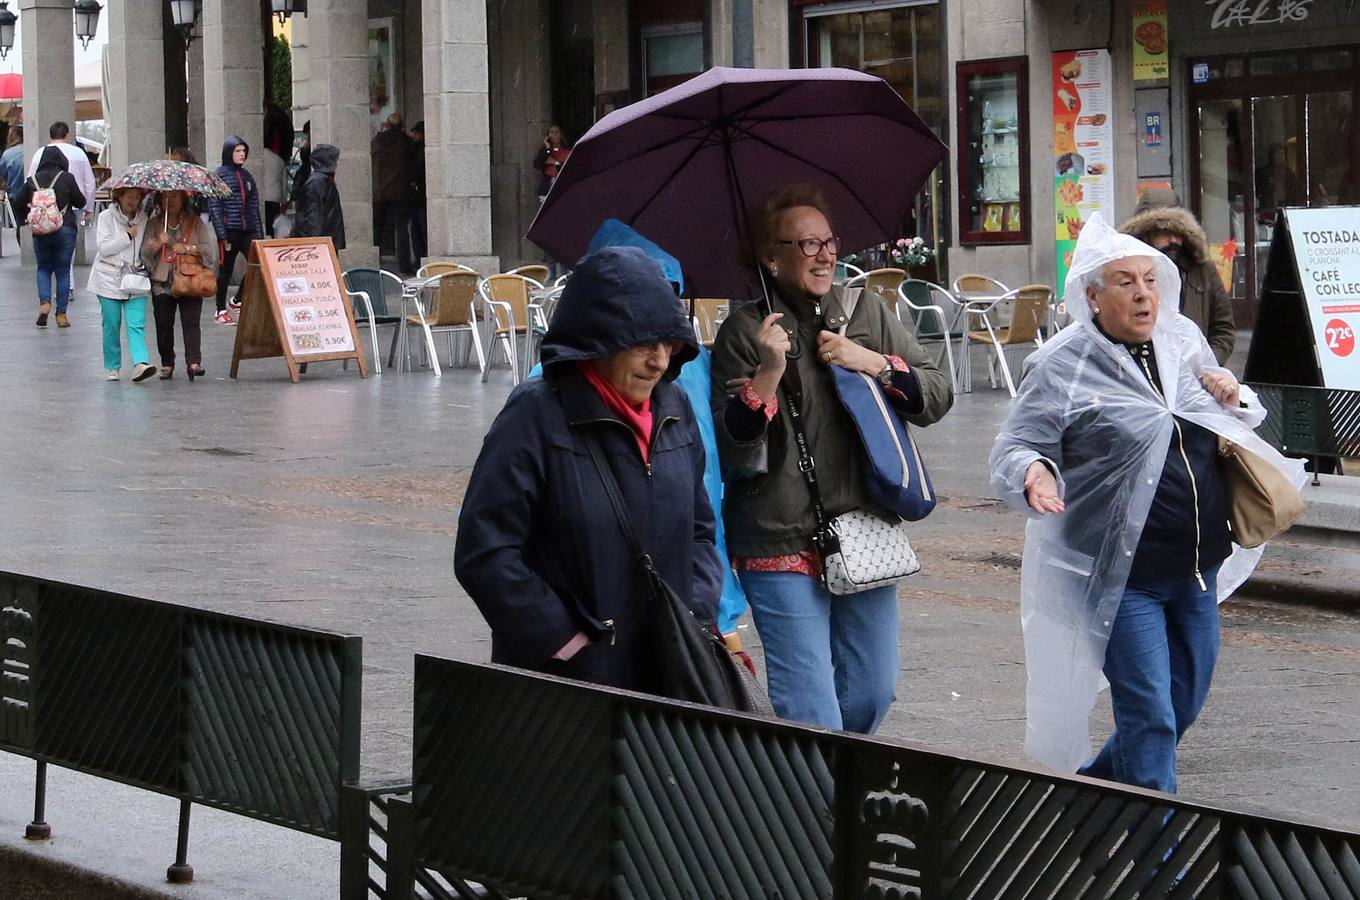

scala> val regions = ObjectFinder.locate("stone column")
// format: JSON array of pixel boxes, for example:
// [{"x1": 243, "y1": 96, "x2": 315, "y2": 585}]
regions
[
  {"x1": 107, "y1": 0, "x2": 167, "y2": 171},
  {"x1": 306, "y1": 0, "x2": 377, "y2": 268},
  {"x1": 20, "y1": 0, "x2": 76, "y2": 264},
  {"x1": 751, "y1": 0, "x2": 789, "y2": 68},
  {"x1": 20, "y1": 0, "x2": 75, "y2": 175},
  {"x1": 187, "y1": 34, "x2": 206, "y2": 164},
  {"x1": 289, "y1": 8, "x2": 310, "y2": 133},
  {"x1": 422, "y1": 0, "x2": 498, "y2": 273},
  {"x1": 201, "y1": 0, "x2": 264, "y2": 189}
]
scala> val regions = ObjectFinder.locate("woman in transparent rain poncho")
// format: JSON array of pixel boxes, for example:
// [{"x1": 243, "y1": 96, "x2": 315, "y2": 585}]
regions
[{"x1": 990, "y1": 214, "x2": 1305, "y2": 793}]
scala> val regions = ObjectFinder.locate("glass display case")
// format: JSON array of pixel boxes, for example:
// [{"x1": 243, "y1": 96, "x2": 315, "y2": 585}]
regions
[{"x1": 957, "y1": 57, "x2": 1030, "y2": 245}]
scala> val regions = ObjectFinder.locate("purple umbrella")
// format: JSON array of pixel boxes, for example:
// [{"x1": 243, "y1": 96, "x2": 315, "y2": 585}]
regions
[{"x1": 527, "y1": 66, "x2": 947, "y2": 300}]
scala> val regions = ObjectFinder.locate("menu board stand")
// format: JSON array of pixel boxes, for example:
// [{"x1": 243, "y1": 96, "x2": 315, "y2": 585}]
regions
[
  {"x1": 1243, "y1": 219, "x2": 1320, "y2": 389},
  {"x1": 229, "y1": 238, "x2": 367, "y2": 383}
]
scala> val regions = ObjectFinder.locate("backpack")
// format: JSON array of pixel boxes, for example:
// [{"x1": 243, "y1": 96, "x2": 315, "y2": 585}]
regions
[{"x1": 26, "y1": 175, "x2": 65, "y2": 235}]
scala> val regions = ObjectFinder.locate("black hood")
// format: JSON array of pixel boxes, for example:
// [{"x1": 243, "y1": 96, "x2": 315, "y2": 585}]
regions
[
  {"x1": 539, "y1": 246, "x2": 699, "y2": 379},
  {"x1": 35, "y1": 145, "x2": 68, "y2": 175},
  {"x1": 220, "y1": 135, "x2": 249, "y2": 166},
  {"x1": 310, "y1": 144, "x2": 339, "y2": 175}
]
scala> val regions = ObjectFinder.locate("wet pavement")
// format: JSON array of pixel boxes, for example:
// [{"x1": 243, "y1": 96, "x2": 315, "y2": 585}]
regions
[{"x1": 0, "y1": 236, "x2": 1357, "y2": 893}]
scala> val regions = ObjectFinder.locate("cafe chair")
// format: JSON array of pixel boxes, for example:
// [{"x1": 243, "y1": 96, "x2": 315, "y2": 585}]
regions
[
  {"x1": 480, "y1": 272, "x2": 546, "y2": 385},
  {"x1": 342, "y1": 267, "x2": 405, "y2": 375},
  {"x1": 950, "y1": 274, "x2": 1011, "y2": 393},
  {"x1": 691, "y1": 298, "x2": 731, "y2": 346},
  {"x1": 834, "y1": 260, "x2": 865, "y2": 284},
  {"x1": 966, "y1": 284, "x2": 1053, "y2": 398},
  {"x1": 846, "y1": 267, "x2": 908, "y2": 305},
  {"x1": 404, "y1": 268, "x2": 485, "y2": 378},
  {"x1": 898, "y1": 279, "x2": 963, "y2": 395},
  {"x1": 512, "y1": 264, "x2": 551, "y2": 285}
]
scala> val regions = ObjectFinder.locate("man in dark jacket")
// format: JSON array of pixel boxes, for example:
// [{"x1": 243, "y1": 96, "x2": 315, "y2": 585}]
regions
[
  {"x1": 454, "y1": 247, "x2": 723, "y2": 693},
  {"x1": 370, "y1": 113, "x2": 414, "y2": 271},
  {"x1": 207, "y1": 135, "x2": 264, "y2": 324},
  {"x1": 293, "y1": 144, "x2": 345, "y2": 249},
  {"x1": 1120, "y1": 190, "x2": 1236, "y2": 365}
]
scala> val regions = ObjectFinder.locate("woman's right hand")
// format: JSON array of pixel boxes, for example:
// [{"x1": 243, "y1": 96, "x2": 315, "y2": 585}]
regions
[
  {"x1": 1024, "y1": 461, "x2": 1065, "y2": 515},
  {"x1": 747, "y1": 312, "x2": 790, "y2": 403},
  {"x1": 754, "y1": 312, "x2": 790, "y2": 373}
]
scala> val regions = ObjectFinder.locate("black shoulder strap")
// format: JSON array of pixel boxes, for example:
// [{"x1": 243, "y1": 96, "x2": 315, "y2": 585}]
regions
[
  {"x1": 585, "y1": 435, "x2": 656, "y2": 574},
  {"x1": 780, "y1": 361, "x2": 829, "y2": 537}
]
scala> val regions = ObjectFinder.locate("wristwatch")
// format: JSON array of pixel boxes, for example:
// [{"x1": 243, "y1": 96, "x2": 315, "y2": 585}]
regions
[{"x1": 875, "y1": 363, "x2": 895, "y2": 387}]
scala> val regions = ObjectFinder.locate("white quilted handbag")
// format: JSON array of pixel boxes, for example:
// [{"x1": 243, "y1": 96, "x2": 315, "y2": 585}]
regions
[{"x1": 821, "y1": 509, "x2": 920, "y2": 595}]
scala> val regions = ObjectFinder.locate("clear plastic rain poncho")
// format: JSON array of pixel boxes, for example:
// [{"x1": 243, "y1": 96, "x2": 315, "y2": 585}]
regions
[{"x1": 989, "y1": 213, "x2": 1307, "y2": 772}]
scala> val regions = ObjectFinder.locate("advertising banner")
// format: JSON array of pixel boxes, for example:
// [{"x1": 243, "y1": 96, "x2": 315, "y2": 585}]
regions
[
  {"x1": 1287, "y1": 207, "x2": 1360, "y2": 389},
  {"x1": 1052, "y1": 49, "x2": 1115, "y2": 293},
  {"x1": 1132, "y1": 0, "x2": 1169, "y2": 81}
]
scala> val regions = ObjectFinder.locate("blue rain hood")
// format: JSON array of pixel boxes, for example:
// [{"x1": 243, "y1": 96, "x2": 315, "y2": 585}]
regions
[
  {"x1": 539, "y1": 245, "x2": 699, "y2": 379},
  {"x1": 587, "y1": 218, "x2": 685, "y2": 295},
  {"x1": 220, "y1": 135, "x2": 249, "y2": 166}
]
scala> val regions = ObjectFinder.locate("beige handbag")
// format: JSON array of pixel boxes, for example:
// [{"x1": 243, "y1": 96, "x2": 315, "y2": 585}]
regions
[{"x1": 1217, "y1": 437, "x2": 1305, "y2": 549}]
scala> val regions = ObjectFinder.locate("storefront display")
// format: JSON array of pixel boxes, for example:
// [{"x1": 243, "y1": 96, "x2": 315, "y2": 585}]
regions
[{"x1": 957, "y1": 56, "x2": 1029, "y2": 245}]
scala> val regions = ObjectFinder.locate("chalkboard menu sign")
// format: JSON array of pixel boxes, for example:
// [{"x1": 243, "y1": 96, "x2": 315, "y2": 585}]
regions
[{"x1": 229, "y1": 238, "x2": 367, "y2": 382}]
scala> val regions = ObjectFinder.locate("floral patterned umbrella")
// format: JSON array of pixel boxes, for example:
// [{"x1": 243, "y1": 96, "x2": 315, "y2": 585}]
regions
[{"x1": 108, "y1": 160, "x2": 232, "y2": 198}]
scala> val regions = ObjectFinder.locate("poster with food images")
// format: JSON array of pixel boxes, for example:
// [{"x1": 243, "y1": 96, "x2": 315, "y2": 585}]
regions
[
  {"x1": 1053, "y1": 49, "x2": 1115, "y2": 293},
  {"x1": 1132, "y1": 0, "x2": 1169, "y2": 81}
]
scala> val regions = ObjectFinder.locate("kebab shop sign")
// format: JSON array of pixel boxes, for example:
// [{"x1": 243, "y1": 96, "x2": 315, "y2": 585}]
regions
[
  {"x1": 1290, "y1": 208, "x2": 1360, "y2": 388},
  {"x1": 229, "y1": 238, "x2": 367, "y2": 382}
]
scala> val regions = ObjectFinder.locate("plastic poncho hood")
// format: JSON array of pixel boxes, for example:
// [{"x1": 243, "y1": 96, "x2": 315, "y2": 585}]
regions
[
  {"x1": 990, "y1": 213, "x2": 1306, "y2": 772},
  {"x1": 539, "y1": 245, "x2": 699, "y2": 380}
]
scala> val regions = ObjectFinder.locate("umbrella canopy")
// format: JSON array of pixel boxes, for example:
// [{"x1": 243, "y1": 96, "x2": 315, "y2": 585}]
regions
[
  {"x1": 109, "y1": 160, "x2": 231, "y2": 198},
  {"x1": 0, "y1": 73, "x2": 21, "y2": 101},
  {"x1": 527, "y1": 66, "x2": 948, "y2": 299}
]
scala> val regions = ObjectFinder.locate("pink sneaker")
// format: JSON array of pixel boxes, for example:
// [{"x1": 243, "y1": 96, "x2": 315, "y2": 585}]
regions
[{"x1": 214, "y1": 309, "x2": 236, "y2": 325}]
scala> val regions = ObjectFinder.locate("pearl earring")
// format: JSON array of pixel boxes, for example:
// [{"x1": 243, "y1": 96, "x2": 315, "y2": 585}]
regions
[
  {"x1": 771, "y1": 266, "x2": 779, "y2": 277},
  {"x1": 1093, "y1": 307, "x2": 1100, "y2": 313}
]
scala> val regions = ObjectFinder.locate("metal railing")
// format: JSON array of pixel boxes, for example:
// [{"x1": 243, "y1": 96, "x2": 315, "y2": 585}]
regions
[
  {"x1": 1248, "y1": 382, "x2": 1360, "y2": 482},
  {"x1": 376, "y1": 655, "x2": 1360, "y2": 900},
  {"x1": 0, "y1": 570, "x2": 362, "y2": 884}
]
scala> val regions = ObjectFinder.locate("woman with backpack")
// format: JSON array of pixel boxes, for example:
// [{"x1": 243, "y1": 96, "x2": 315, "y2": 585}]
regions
[
  {"x1": 16, "y1": 145, "x2": 85, "y2": 328},
  {"x1": 89, "y1": 187, "x2": 155, "y2": 382},
  {"x1": 141, "y1": 190, "x2": 218, "y2": 381}
]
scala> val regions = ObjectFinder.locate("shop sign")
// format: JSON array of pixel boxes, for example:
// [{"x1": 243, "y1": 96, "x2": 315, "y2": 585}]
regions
[
  {"x1": 1290, "y1": 208, "x2": 1360, "y2": 388},
  {"x1": 1144, "y1": 112, "x2": 1163, "y2": 147},
  {"x1": 1132, "y1": 0, "x2": 1169, "y2": 81},
  {"x1": 1051, "y1": 49, "x2": 1115, "y2": 292},
  {"x1": 1192, "y1": 62, "x2": 1210, "y2": 83},
  {"x1": 1206, "y1": 0, "x2": 1312, "y2": 29}
]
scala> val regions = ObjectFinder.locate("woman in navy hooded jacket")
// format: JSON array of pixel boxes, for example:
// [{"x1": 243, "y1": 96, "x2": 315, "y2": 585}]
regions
[
  {"x1": 454, "y1": 246, "x2": 723, "y2": 692},
  {"x1": 207, "y1": 135, "x2": 264, "y2": 324}
]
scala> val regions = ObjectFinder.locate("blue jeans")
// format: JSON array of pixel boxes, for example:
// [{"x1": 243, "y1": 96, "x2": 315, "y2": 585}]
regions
[
  {"x1": 737, "y1": 570, "x2": 899, "y2": 734},
  {"x1": 1080, "y1": 564, "x2": 1221, "y2": 793},
  {"x1": 33, "y1": 224, "x2": 78, "y2": 310}
]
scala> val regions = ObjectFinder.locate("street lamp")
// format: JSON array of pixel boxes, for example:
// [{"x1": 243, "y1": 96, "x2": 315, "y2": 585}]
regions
[
  {"x1": 271, "y1": 0, "x2": 295, "y2": 26},
  {"x1": 168, "y1": 0, "x2": 196, "y2": 49},
  {"x1": 0, "y1": 2, "x2": 16, "y2": 61},
  {"x1": 73, "y1": 0, "x2": 101, "y2": 50}
]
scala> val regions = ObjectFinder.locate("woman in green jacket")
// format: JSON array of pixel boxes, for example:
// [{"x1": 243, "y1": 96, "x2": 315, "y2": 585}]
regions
[{"x1": 710, "y1": 184, "x2": 953, "y2": 734}]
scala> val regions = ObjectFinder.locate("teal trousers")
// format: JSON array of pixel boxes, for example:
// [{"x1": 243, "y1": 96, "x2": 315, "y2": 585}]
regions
[{"x1": 99, "y1": 295, "x2": 151, "y2": 370}]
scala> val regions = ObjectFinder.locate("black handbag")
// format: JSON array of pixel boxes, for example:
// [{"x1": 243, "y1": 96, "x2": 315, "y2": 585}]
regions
[{"x1": 586, "y1": 437, "x2": 773, "y2": 715}]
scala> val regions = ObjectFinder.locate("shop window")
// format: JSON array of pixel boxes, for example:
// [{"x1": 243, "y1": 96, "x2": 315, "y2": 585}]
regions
[
  {"x1": 643, "y1": 24, "x2": 703, "y2": 96},
  {"x1": 804, "y1": 3, "x2": 945, "y2": 261},
  {"x1": 956, "y1": 57, "x2": 1029, "y2": 246}
]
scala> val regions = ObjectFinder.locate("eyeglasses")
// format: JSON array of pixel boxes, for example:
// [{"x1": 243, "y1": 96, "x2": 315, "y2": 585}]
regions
[
  {"x1": 627, "y1": 340, "x2": 684, "y2": 357},
  {"x1": 777, "y1": 236, "x2": 840, "y2": 257}
]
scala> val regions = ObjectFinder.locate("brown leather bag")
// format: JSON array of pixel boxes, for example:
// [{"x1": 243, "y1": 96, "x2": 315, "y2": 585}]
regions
[
  {"x1": 1217, "y1": 437, "x2": 1305, "y2": 548},
  {"x1": 171, "y1": 242, "x2": 218, "y2": 299}
]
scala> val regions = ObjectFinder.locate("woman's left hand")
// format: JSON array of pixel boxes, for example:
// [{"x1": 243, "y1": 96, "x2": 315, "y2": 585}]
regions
[
  {"x1": 817, "y1": 330, "x2": 887, "y2": 375},
  {"x1": 1200, "y1": 370, "x2": 1240, "y2": 407}
]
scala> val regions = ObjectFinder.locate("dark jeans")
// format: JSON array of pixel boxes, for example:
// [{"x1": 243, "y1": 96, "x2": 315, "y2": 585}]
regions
[
  {"x1": 152, "y1": 293, "x2": 204, "y2": 368},
  {"x1": 373, "y1": 201, "x2": 414, "y2": 272},
  {"x1": 33, "y1": 224, "x2": 78, "y2": 310},
  {"x1": 215, "y1": 229, "x2": 253, "y2": 312},
  {"x1": 411, "y1": 203, "x2": 428, "y2": 263},
  {"x1": 265, "y1": 201, "x2": 282, "y2": 237}
]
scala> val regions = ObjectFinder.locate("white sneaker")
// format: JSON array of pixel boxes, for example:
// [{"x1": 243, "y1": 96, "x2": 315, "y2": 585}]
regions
[
  {"x1": 131, "y1": 363, "x2": 157, "y2": 383},
  {"x1": 105, "y1": 369, "x2": 119, "y2": 381}
]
